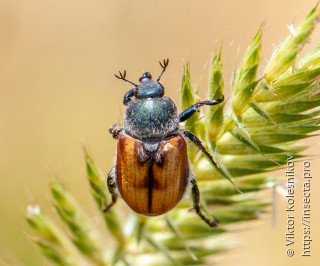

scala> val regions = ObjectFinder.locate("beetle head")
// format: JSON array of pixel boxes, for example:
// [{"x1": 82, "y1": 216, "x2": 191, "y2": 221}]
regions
[
  {"x1": 139, "y1": 72, "x2": 152, "y2": 82},
  {"x1": 135, "y1": 72, "x2": 164, "y2": 99}
]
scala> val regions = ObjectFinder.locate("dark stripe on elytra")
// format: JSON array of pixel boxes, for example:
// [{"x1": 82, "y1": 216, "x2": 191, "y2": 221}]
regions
[{"x1": 147, "y1": 157, "x2": 154, "y2": 213}]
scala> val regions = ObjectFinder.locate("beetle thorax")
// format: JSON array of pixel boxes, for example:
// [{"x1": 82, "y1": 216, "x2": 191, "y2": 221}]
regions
[{"x1": 124, "y1": 96, "x2": 179, "y2": 140}]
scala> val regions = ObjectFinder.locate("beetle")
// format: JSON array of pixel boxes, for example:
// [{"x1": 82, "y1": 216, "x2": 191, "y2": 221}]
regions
[{"x1": 105, "y1": 59, "x2": 224, "y2": 227}]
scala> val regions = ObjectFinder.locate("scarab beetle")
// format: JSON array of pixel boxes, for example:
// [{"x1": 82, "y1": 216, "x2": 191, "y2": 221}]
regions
[{"x1": 105, "y1": 59, "x2": 224, "y2": 227}]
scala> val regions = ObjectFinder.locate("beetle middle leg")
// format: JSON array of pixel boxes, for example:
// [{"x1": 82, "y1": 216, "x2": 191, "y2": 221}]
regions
[
  {"x1": 104, "y1": 167, "x2": 118, "y2": 212},
  {"x1": 109, "y1": 124, "x2": 123, "y2": 139},
  {"x1": 190, "y1": 178, "x2": 219, "y2": 227},
  {"x1": 179, "y1": 96, "x2": 224, "y2": 122},
  {"x1": 181, "y1": 130, "x2": 219, "y2": 169}
]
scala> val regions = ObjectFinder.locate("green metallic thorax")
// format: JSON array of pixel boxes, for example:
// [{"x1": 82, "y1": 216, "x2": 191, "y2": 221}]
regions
[{"x1": 124, "y1": 97, "x2": 179, "y2": 140}]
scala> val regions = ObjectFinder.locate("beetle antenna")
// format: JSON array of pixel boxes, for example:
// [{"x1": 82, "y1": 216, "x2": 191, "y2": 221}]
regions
[
  {"x1": 114, "y1": 70, "x2": 138, "y2": 86},
  {"x1": 157, "y1": 58, "x2": 169, "y2": 81}
]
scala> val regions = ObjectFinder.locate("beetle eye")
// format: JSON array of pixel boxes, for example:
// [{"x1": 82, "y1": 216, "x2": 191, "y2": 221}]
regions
[{"x1": 139, "y1": 72, "x2": 152, "y2": 82}]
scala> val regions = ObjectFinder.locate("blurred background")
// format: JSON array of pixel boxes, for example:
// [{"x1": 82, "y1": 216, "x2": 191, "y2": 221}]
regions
[{"x1": 1, "y1": 0, "x2": 320, "y2": 265}]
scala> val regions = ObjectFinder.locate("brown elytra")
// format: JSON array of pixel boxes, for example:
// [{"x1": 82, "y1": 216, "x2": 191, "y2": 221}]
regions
[{"x1": 116, "y1": 133, "x2": 189, "y2": 216}]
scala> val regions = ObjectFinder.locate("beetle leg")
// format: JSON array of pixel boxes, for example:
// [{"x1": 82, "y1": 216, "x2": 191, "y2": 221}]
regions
[
  {"x1": 179, "y1": 96, "x2": 224, "y2": 122},
  {"x1": 190, "y1": 178, "x2": 219, "y2": 227},
  {"x1": 181, "y1": 130, "x2": 219, "y2": 169},
  {"x1": 109, "y1": 124, "x2": 123, "y2": 139},
  {"x1": 123, "y1": 88, "x2": 137, "y2": 105},
  {"x1": 104, "y1": 167, "x2": 118, "y2": 212}
]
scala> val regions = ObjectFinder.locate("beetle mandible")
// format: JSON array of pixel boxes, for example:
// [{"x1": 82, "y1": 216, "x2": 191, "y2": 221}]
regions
[{"x1": 105, "y1": 59, "x2": 224, "y2": 227}]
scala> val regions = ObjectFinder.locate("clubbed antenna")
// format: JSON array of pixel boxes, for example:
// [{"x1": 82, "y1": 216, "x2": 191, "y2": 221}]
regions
[
  {"x1": 114, "y1": 70, "x2": 137, "y2": 86},
  {"x1": 157, "y1": 58, "x2": 169, "y2": 81}
]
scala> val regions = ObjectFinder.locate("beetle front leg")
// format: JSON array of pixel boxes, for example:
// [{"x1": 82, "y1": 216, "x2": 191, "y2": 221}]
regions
[
  {"x1": 123, "y1": 88, "x2": 137, "y2": 105},
  {"x1": 190, "y1": 178, "x2": 219, "y2": 227},
  {"x1": 104, "y1": 167, "x2": 118, "y2": 212},
  {"x1": 179, "y1": 96, "x2": 224, "y2": 122},
  {"x1": 181, "y1": 130, "x2": 219, "y2": 169},
  {"x1": 109, "y1": 124, "x2": 123, "y2": 139}
]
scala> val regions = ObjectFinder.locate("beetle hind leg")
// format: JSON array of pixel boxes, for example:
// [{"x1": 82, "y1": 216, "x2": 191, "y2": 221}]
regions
[
  {"x1": 190, "y1": 178, "x2": 219, "y2": 227},
  {"x1": 104, "y1": 167, "x2": 118, "y2": 212}
]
